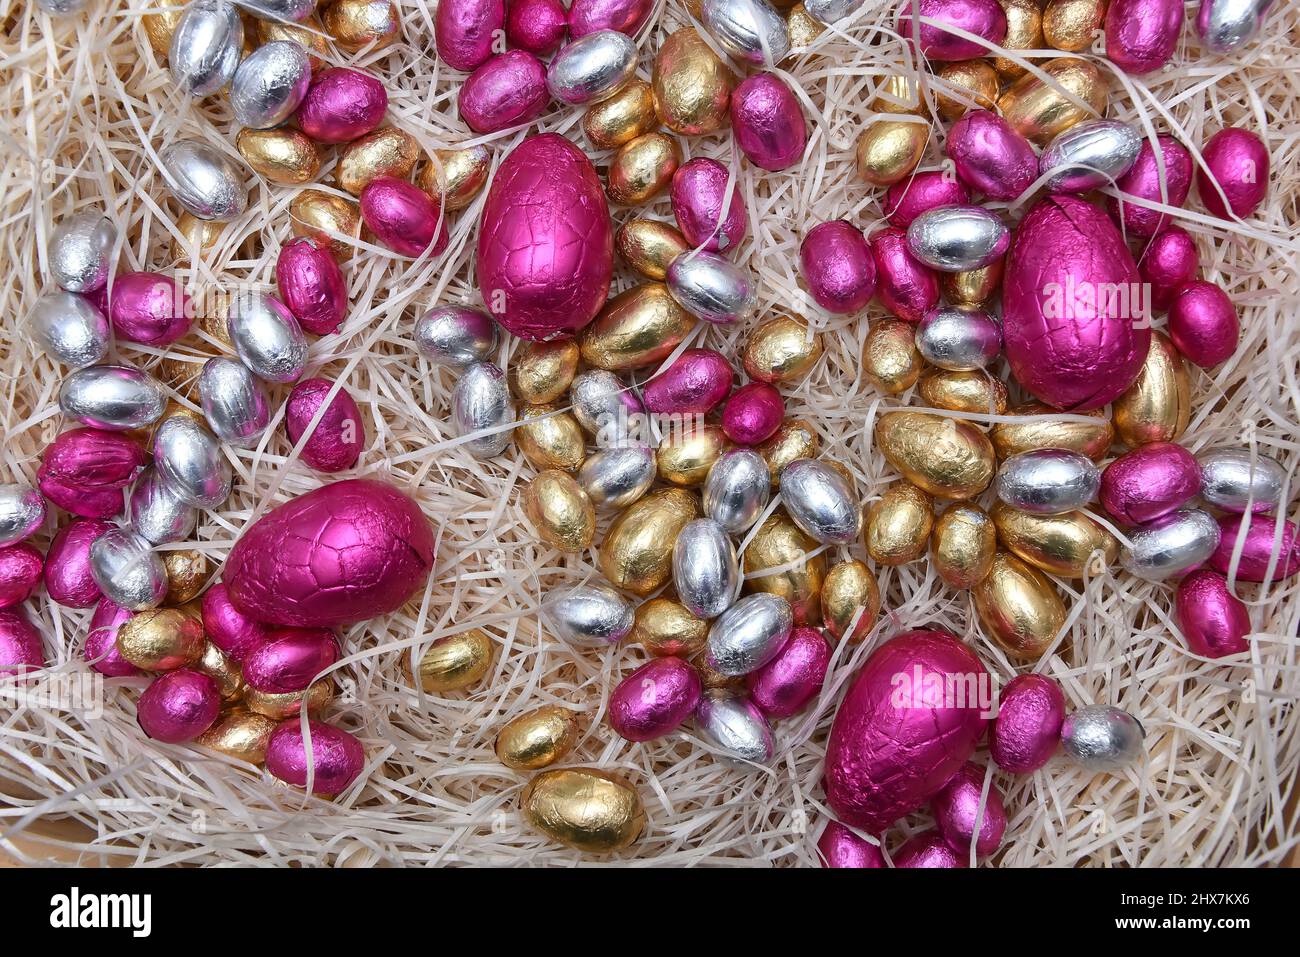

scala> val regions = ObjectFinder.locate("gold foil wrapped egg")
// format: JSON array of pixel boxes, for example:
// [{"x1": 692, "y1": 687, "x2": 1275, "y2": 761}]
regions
[
  {"x1": 1042, "y1": 0, "x2": 1105, "y2": 51},
  {"x1": 994, "y1": 0, "x2": 1044, "y2": 79},
  {"x1": 337, "y1": 127, "x2": 420, "y2": 196},
  {"x1": 617, "y1": 219, "x2": 689, "y2": 281},
  {"x1": 991, "y1": 501, "x2": 1118, "y2": 578},
  {"x1": 658, "y1": 423, "x2": 729, "y2": 487},
  {"x1": 517, "y1": 405, "x2": 587, "y2": 472},
  {"x1": 918, "y1": 369, "x2": 1009, "y2": 415},
  {"x1": 743, "y1": 509, "x2": 825, "y2": 623},
  {"x1": 875, "y1": 411, "x2": 996, "y2": 500},
  {"x1": 197, "y1": 640, "x2": 244, "y2": 701},
  {"x1": 579, "y1": 283, "x2": 695, "y2": 370},
  {"x1": 785, "y1": 4, "x2": 826, "y2": 55},
  {"x1": 244, "y1": 680, "x2": 332, "y2": 720},
  {"x1": 855, "y1": 119, "x2": 929, "y2": 187},
  {"x1": 521, "y1": 767, "x2": 645, "y2": 853},
  {"x1": 934, "y1": 60, "x2": 1000, "y2": 120},
  {"x1": 143, "y1": 9, "x2": 183, "y2": 58},
  {"x1": 932, "y1": 502, "x2": 996, "y2": 589},
  {"x1": 940, "y1": 259, "x2": 1005, "y2": 306},
  {"x1": 258, "y1": 16, "x2": 331, "y2": 72},
  {"x1": 865, "y1": 482, "x2": 934, "y2": 565},
  {"x1": 523, "y1": 470, "x2": 596, "y2": 553},
  {"x1": 822, "y1": 559, "x2": 880, "y2": 643},
  {"x1": 607, "y1": 132, "x2": 681, "y2": 206},
  {"x1": 417, "y1": 145, "x2": 492, "y2": 212},
  {"x1": 584, "y1": 80, "x2": 659, "y2": 150},
  {"x1": 236, "y1": 128, "x2": 322, "y2": 185},
  {"x1": 862, "y1": 319, "x2": 924, "y2": 395},
  {"x1": 323, "y1": 0, "x2": 400, "y2": 51},
  {"x1": 743, "y1": 315, "x2": 823, "y2": 384},
  {"x1": 872, "y1": 73, "x2": 927, "y2": 115},
  {"x1": 195, "y1": 710, "x2": 278, "y2": 764},
  {"x1": 757, "y1": 419, "x2": 819, "y2": 486},
  {"x1": 990, "y1": 402, "x2": 1114, "y2": 461},
  {"x1": 652, "y1": 28, "x2": 733, "y2": 136},
  {"x1": 632, "y1": 597, "x2": 709, "y2": 657},
  {"x1": 972, "y1": 552, "x2": 1067, "y2": 660},
  {"x1": 1112, "y1": 331, "x2": 1190, "y2": 448},
  {"x1": 496, "y1": 706, "x2": 581, "y2": 771},
  {"x1": 156, "y1": 355, "x2": 202, "y2": 399},
  {"x1": 290, "y1": 190, "x2": 362, "y2": 261},
  {"x1": 409, "y1": 629, "x2": 494, "y2": 693},
  {"x1": 997, "y1": 57, "x2": 1107, "y2": 145},
  {"x1": 508, "y1": 340, "x2": 580, "y2": 405},
  {"x1": 170, "y1": 213, "x2": 225, "y2": 265},
  {"x1": 693, "y1": 653, "x2": 745, "y2": 690},
  {"x1": 600, "y1": 487, "x2": 700, "y2": 596},
  {"x1": 116, "y1": 606, "x2": 206, "y2": 671},
  {"x1": 163, "y1": 550, "x2": 208, "y2": 605}
]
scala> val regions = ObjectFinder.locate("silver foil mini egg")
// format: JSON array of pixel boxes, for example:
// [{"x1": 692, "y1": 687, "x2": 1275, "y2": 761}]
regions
[
  {"x1": 1196, "y1": 0, "x2": 1275, "y2": 54},
  {"x1": 906, "y1": 205, "x2": 1010, "y2": 272},
  {"x1": 35, "y1": 0, "x2": 91, "y2": 14},
  {"x1": 129, "y1": 469, "x2": 198, "y2": 545},
  {"x1": 802, "y1": 0, "x2": 865, "y2": 25},
  {"x1": 89, "y1": 528, "x2": 168, "y2": 611},
  {"x1": 666, "y1": 252, "x2": 758, "y2": 326},
  {"x1": 915, "y1": 305, "x2": 1002, "y2": 371},
  {"x1": 413, "y1": 305, "x2": 498, "y2": 369},
  {"x1": 59, "y1": 364, "x2": 167, "y2": 432},
  {"x1": 0, "y1": 484, "x2": 47, "y2": 547},
  {"x1": 778, "y1": 458, "x2": 862, "y2": 544},
  {"x1": 705, "y1": 592, "x2": 793, "y2": 676},
  {"x1": 229, "y1": 40, "x2": 313, "y2": 130},
  {"x1": 158, "y1": 140, "x2": 249, "y2": 223},
  {"x1": 1198, "y1": 448, "x2": 1287, "y2": 514},
  {"x1": 545, "y1": 30, "x2": 639, "y2": 106},
  {"x1": 1060, "y1": 704, "x2": 1145, "y2": 772},
  {"x1": 578, "y1": 445, "x2": 657, "y2": 510},
  {"x1": 704, "y1": 448, "x2": 771, "y2": 534},
  {"x1": 674, "y1": 518, "x2": 740, "y2": 619},
  {"x1": 169, "y1": 0, "x2": 245, "y2": 98},
  {"x1": 1040, "y1": 120, "x2": 1143, "y2": 194},
  {"x1": 570, "y1": 369, "x2": 643, "y2": 440},
  {"x1": 694, "y1": 690, "x2": 775, "y2": 764},
  {"x1": 227, "y1": 291, "x2": 307, "y2": 383},
  {"x1": 700, "y1": 0, "x2": 791, "y2": 65},
  {"x1": 548, "y1": 583, "x2": 635, "y2": 645},
  {"x1": 995, "y1": 449, "x2": 1101, "y2": 515},
  {"x1": 451, "y1": 361, "x2": 514, "y2": 458},
  {"x1": 198, "y1": 356, "x2": 271, "y2": 446},
  {"x1": 1120, "y1": 508, "x2": 1222, "y2": 581},
  {"x1": 234, "y1": 0, "x2": 319, "y2": 22},
  {"x1": 49, "y1": 212, "x2": 117, "y2": 293},
  {"x1": 153, "y1": 415, "x2": 232, "y2": 509},
  {"x1": 28, "y1": 292, "x2": 111, "y2": 368}
]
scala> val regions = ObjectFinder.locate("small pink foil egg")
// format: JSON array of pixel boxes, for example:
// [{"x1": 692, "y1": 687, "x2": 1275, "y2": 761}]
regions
[
  {"x1": 224, "y1": 478, "x2": 435, "y2": 628},
  {"x1": 435, "y1": 0, "x2": 504, "y2": 71},
  {"x1": 1100, "y1": 442, "x2": 1201, "y2": 525},
  {"x1": 0, "y1": 543, "x2": 43, "y2": 609},
  {"x1": 44, "y1": 518, "x2": 114, "y2": 607},
  {"x1": 931, "y1": 762, "x2": 1007, "y2": 858},
  {"x1": 893, "y1": 830, "x2": 967, "y2": 868},
  {"x1": 201, "y1": 583, "x2": 270, "y2": 662},
  {"x1": 359, "y1": 177, "x2": 449, "y2": 258},
  {"x1": 1197, "y1": 128, "x2": 1270, "y2": 220},
  {"x1": 1108, "y1": 134, "x2": 1194, "y2": 237},
  {"x1": 800, "y1": 221, "x2": 876, "y2": 315},
  {"x1": 243, "y1": 627, "x2": 339, "y2": 693},
  {"x1": 671, "y1": 158, "x2": 747, "y2": 253},
  {"x1": 276, "y1": 239, "x2": 348, "y2": 336},
  {"x1": 0, "y1": 607, "x2": 44, "y2": 675},
  {"x1": 265, "y1": 718, "x2": 366, "y2": 795},
  {"x1": 1210, "y1": 513, "x2": 1300, "y2": 583},
  {"x1": 1167, "y1": 280, "x2": 1239, "y2": 368},
  {"x1": 38, "y1": 428, "x2": 148, "y2": 519},
  {"x1": 85, "y1": 598, "x2": 141, "y2": 677},
  {"x1": 946, "y1": 109, "x2": 1038, "y2": 202},
  {"x1": 1139, "y1": 226, "x2": 1199, "y2": 311},
  {"x1": 296, "y1": 68, "x2": 389, "y2": 144},
  {"x1": 285, "y1": 378, "x2": 365, "y2": 473},
  {"x1": 816, "y1": 821, "x2": 885, "y2": 868},
  {"x1": 883, "y1": 171, "x2": 970, "y2": 229},
  {"x1": 136, "y1": 669, "x2": 221, "y2": 743},
  {"x1": 477, "y1": 133, "x2": 613, "y2": 340},
  {"x1": 869, "y1": 227, "x2": 939, "y2": 323},
  {"x1": 823, "y1": 628, "x2": 989, "y2": 833},
  {"x1": 609, "y1": 656, "x2": 702, "y2": 742},
  {"x1": 1175, "y1": 569, "x2": 1250, "y2": 659},
  {"x1": 568, "y1": 0, "x2": 653, "y2": 36},
  {"x1": 642, "y1": 349, "x2": 734, "y2": 414},
  {"x1": 730, "y1": 74, "x2": 807, "y2": 172},
  {"x1": 989, "y1": 673, "x2": 1065, "y2": 773},
  {"x1": 722, "y1": 382, "x2": 784, "y2": 446},
  {"x1": 506, "y1": 0, "x2": 567, "y2": 54},
  {"x1": 1105, "y1": 0, "x2": 1184, "y2": 74},
  {"x1": 745, "y1": 625, "x2": 830, "y2": 718},
  {"x1": 897, "y1": 0, "x2": 1008, "y2": 61},
  {"x1": 108, "y1": 271, "x2": 192, "y2": 346},
  {"x1": 458, "y1": 50, "x2": 551, "y2": 135}
]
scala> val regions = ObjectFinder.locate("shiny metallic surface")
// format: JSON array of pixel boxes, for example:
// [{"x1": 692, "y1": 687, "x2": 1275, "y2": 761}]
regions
[
  {"x1": 49, "y1": 212, "x2": 117, "y2": 293},
  {"x1": 546, "y1": 30, "x2": 639, "y2": 105},
  {"x1": 227, "y1": 292, "x2": 307, "y2": 383},
  {"x1": 906, "y1": 205, "x2": 1010, "y2": 272},
  {"x1": 153, "y1": 415, "x2": 232, "y2": 509},
  {"x1": 1198, "y1": 448, "x2": 1287, "y2": 514},
  {"x1": 995, "y1": 449, "x2": 1101, "y2": 514},
  {"x1": 451, "y1": 361, "x2": 514, "y2": 458},
  {"x1": 701, "y1": 0, "x2": 791, "y2": 65},
  {"x1": 802, "y1": 0, "x2": 863, "y2": 25},
  {"x1": 666, "y1": 251, "x2": 758, "y2": 325},
  {"x1": 169, "y1": 0, "x2": 244, "y2": 98},
  {"x1": 548, "y1": 583, "x2": 635, "y2": 645},
  {"x1": 578, "y1": 445, "x2": 657, "y2": 509},
  {"x1": 694, "y1": 690, "x2": 774, "y2": 763},
  {"x1": 0, "y1": 485, "x2": 46, "y2": 547},
  {"x1": 1120, "y1": 508, "x2": 1222, "y2": 581},
  {"x1": 704, "y1": 448, "x2": 771, "y2": 533},
  {"x1": 915, "y1": 306, "x2": 1002, "y2": 371},
  {"x1": 674, "y1": 518, "x2": 739, "y2": 619},
  {"x1": 570, "y1": 369, "x2": 643, "y2": 439},
  {"x1": 1040, "y1": 119, "x2": 1143, "y2": 193},
  {"x1": 59, "y1": 365, "x2": 166, "y2": 431},
  {"x1": 88, "y1": 528, "x2": 168, "y2": 611},
  {"x1": 129, "y1": 469, "x2": 197, "y2": 545},
  {"x1": 1060, "y1": 704, "x2": 1145, "y2": 771},
  {"x1": 779, "y1": 458, "x2": 861, "y2": 544},
  {"x1": 413, "y1": 305, "x2": 497, "y2": 368},
  {"x1": 706, "y1": 592, "x2": 793, "y2": 676},
  {"x1": 234, "y1": 0, "x2": 317, "y2": 21},
  {"x1": 1196, "y1": 0, "x2": 1274, "y2": 53},
  {"x1": 198, "y1": 357, "x2": 271, "y2": 446},
  {"x1": 28, "y1": 292, "x2": 110, "y2": 368},
  {"x1": 158, "y1": 140, "x2": 249, "y2": 222},
  {"x1": 229, "y1": 40, "x2": 313, "y2": 129}
]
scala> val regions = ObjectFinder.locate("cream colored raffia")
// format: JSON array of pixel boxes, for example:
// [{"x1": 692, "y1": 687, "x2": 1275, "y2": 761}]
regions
[{"x1": 1, "y1": 0, "x2": 1298, "y2": 867}]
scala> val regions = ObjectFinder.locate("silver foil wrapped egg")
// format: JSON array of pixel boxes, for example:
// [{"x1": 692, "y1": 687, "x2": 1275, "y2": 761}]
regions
[
  {"x1": 701, "y1": 0, "x2": 791, "y2": 66},
  {"x1": 227, "y1": 292, "x2": 307, "y2": 383},
  {"x1": 229, "y1": 40, "x2": 313, "y2": 130},
  {"x1": 704, "y1": 448, "x2": 771, "y2": 534},
  {"x1": 35, "y1": 0, "x2": 91, "y2": 14},
  {"x1": 153, "y1": 415, "x2": 232, "y2": 509},
  {"x1": 158, "y1": 140, "x2": 249, "y2": 222},
  {"x1": 706, "y1": 592, "x2": 794, "y2": 676},
  {"x1": 414, "y1": 305, "x2": 498, "y2": 369},
  {"x1": 674, "y1": 518, "x2": 740, "y2": 619},
  {"x1": 548, "y1": 583, "x2": 635, "y2": 645},
  {"x1": 1120, "y1": 508, "x2": 1222, "y2": 581},
  {"x1": 1060, "y1": 704, "x2": 1145, "y2": 772},
  {"x1": 1040, "y1": 120, "x2": 1143, "y2": 194},
  {"x1": 996, "y1": 449, "x2": 1101, "y2": 514},
  {"x1": 451, "y1": 361, "x2": 514, "y2": 458},
  {"x1": 0, "y1": 484, "x2": 47, "y2": 547},
  {"x1": 89, "y1": 528, "x2": 168, "y2": 611},
  {"x1": 129, "y1": 469, "x2": 197, "y2": 545},
  {"x1": 546, "y1": 30, "x2": 639, "y2": 106},
  {"x1": 59, "y1": 365, "x2": 167, "y2": 431},
  {"x1": 666, "y1": 252, "x2": 758, "y2": 325},
  {"x1": 578, "y1": 445, "x2": 657, "y2": 510},
  {"x1": 49, "y1": 212, "x2": 117, "y2": 293},
  {"x1": 906, "y1": 206, "x2": 1010, "y2": 272},
  {"x1": 915, "y1": 306, "x2": 1002, "y2": 371},
  {"x1": 694, "y1": 690, "x2": 775, "y2": 764},
  {"x1": 802, "y1": 0, "x2": 865, "y2": 25},
  {"x1": 779, "y1": 458, "x2": 861, "y2": 544},
  {"x1": 28, "y1": 292, "x2": 111, "y2": 368},
  {"x1": 198, "y1": 357, "x2": 271, "y2": 446},
  {"x1": 1196, "y1": 0, "x2": 1275, "y2": 54},
  {"x1": 169, "y1": 0, "x2": 244, "y2": 98},
  {"x1": 570, "y1": 369, "x2": 643, "y2": 440},
  {"x1": 1198, "y1": 448, "x2": 1287, "y2": 514},
  {"x1": 234, "y1": 0, "x2": 317, "y2": 21}
]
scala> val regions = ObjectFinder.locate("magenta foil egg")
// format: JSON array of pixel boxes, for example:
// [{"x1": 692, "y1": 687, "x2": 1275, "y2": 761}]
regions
[
  {"x1": 285, "y1": 378, "x2": 365, "y2": 473},
  {"x1": 816, "y1": 821, "x2": 885, "y2": 868},
  {"x1": 0, "y1": 607, "x2": 44, "y2": 675},
  {"x1": 1168, "y1": 280, "x2": 1240, "y2": 368},
  {"x1": 296, "y1": 68, "x2": 388, "y2": 144},
  {"x1": 108, "y1": 271, "x2": 192, "y2": 346},
  {"x1": 44, "y1": 518, "x2": 114, "y2": 607},
  {"x1": 823, "y1": 628, "x2": 989, "y2": 834},
  {"x1": 276, "y1": 239, "x2": 348, "y2": 336},
  {"x1": 477, "y1": 133, "x2": 613, "y2": 340},
  {"x1": 671, "y1": 158, "x2": 747, "y2": 253},
  {"x1": 568, "y1": 0, "x2": 653, "y2": 37},
  {"x1": 224, "y1": 478, "x2": 435, "y2": 628},
  {"x1": 201, "y1": 583, "x2": 269, "y2": 662},
  {"x1": 990, "y1": 673, "x2": 1066, "y2": 773},
  {"x1": 1139, "y1": 226, "x2": 1199, "y2": 311},
  {"x1": 931, "y1": 762, "x2": 1007, "y2": 858},
  {"x1": 869, "y1": 227, "x2": 939, "y2": 323},
  {"x1": 800, "y1": 220, "x2": 876, "y2": 315},
  {"x1": 38, "y1": 428, "x2": 148, "y2": 519},
  {"x1": 1002, "y1": 195, "x2": 1150, "y2": 411},
  {"x1": 85, "y1": 598, "x2": 141, "y2": 677},
  {"x1": 435, "y1": 0, "x2": 504, "y2": 72},
  {"x1": 1210, "y1": 513, "x2": 1300, "y2": 583},
  {"x1": 609, "y1": 656, "x2": 702, "y2": 742},
  {"x1": 359, "y1": 177, "x2": 449, "y2": 259},
  {"x1": 730, "y1": 73, "x2": 807, "y2": 172},
  {"x1": 896, "y1": 0, "x2": 1008, "y2": 61},
  {"x1": 745, "y1": 625, "x2": 830, "y2": 718},
  {"x1": 1197, "y1": 128, "x2": 1270, "y2": 220},
  {"x1": 642, "y1": 348, "x2": 734, "y2": 414},
  {"x1": 883, "y1": 171, "x2": 970, "y2": 229},
  {"x1": 946, "y1": 109, "x2": 1038, "y2": 201},
  {"x1": 1108, "y1": 134, "x2": 1194, "y2": 237},
  {"x1": 243, "y1": 627, "x2": 339, "y2": 693},
  {"x1": 722, "y1": 382, "x2": 784, "y2": 446},
  {"x1": 458, "y1": 50, "x2": 551, "y2": 135},
  {"x1": 1100, "y1": 442, "x2": 1201, "y2": 525},
  {"x1": 1176, "y1": 569, "x2": 1250, "y2": 659},
  {"x1": 136, "y1": 669, "x2": 221, "y2": 743},
  {"x1": 0, "y1": 543, "x2": 43, "y2": 609},
  {"x1": 1104, "y1": 0, "x2": 1184, "y2": 74},
  {"x1": 894, "y1": 830, "x2": 968, "y2": 868},
  {"x1": 265, "y1": 719, "x2": 366, "y2": 795},
  {"x1": 506, "y1": 0, "x2": 567, "y2": 54}
]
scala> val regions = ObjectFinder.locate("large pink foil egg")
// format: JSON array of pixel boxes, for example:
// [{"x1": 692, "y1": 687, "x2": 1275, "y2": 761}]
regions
[
  {"x1": 224, "y1": 478, "x2": 435, "y2": 628},
  {"x1": 1105, "y1": 0, "x2": 1184, "y2": 74},
  {"x1": 435, "y1": 0, "x2": 504, "y2": 72},
  {"x1": 285, "y1": 378, "x2": 365, "y2": 473},
  {"x1": 931, "y1": 761, "x2": 1007, "y2": 858},
  {"x1": 823, "y1": 628, "x2": 989, "y2": 834},
  {"x1": 609, "y1": 656, "x2": 702, "y2": 742},
  {"x1": 265, "y1": 719, "x2": 366, "y2": 795},
  {"x1": 869, "y1": 227, "x2": 939, "y2": 323},
  {"x1": 816, "y1": 821, "x2": 885, "y2": 868},
  {"x1": 800, "y1": 221, "x2": 876, "y2": 315},
  {"x1": 1175, "y1": 569, "x2": 1250, "y2": 659},
  {"x1": 458, "y1": 50, "x2": 551, "y2": 135},
  {"x1": 1139, "y1": 226, "x2": 1199, "y2": 311},
  {"x1": 1107, "y1": 134, "x2": 1193, "y2": 237},
  {"x1": 201, "y1": 583, "x2": 270, "y2": 662},
  {"x1": 745, "y1": 625, "x2": 830, "y2": 718},
  {"x1": 990, "y1": 673, "x2": 1065, "y2": 773},
  {"x1": 295, "y1": 68, "x2": 388, "y2": 144},
  {"x1": 0, "y1": 607, "x2": 44, "y2": 675},
  {"x1": 1100, "y1": 442, "x2": 1201, "y2": 525},
  {"x1": 1002, "y1": 195, "x2": 1150, "y2": 410},
  {"x1": 136, "y1": 669, "x2": 221, "y2": 743},
  {"x1": 38, "y1": 428, "x2": 148, "y2": 519},
  {"x1": 1197, "y1": 128, "x2": 1269, "y2": 220},
  {"x1": 1210, "y1": 513, "x2": 1300, "y2": 583},
  {"x1": 568, "y1": 0, "x2": 653, "y2": 37},
  {"x1": 276, "y1": 239, "x2": 348, "y2": 336},
  {"x1": 477, "y1": 133, "x2": 613, "y2": 340},
  {"x1": 108, "y1": 271, "x2": 192, "y2": 346},
  {"x1": 883, "y1": 171, "x2": 970, "y2": 229},
  {"x1": 1167, "y1": 280, "x2": 1240, "y2": 368},
  {"x1": 722, "y1": 382, "x2": 784, "y2": 446},
  {"x1": 360, "y1": 177, "x2": 449, "y2": 259},
  {"x1": 671, "y1": 158, "x2": 747, "y2": 253},
  {"x1": 946, "y1": 110, "x2": 1038, "y2": 201},
  {"x1": 894, "y1": 830, "x2": 967, "y2": 868},
  {"x1": 44, "y1": 518, "x2": 114, "y2": 607},
  {"x1": 506, "y1": 0, "x2": 567, "y2": 54},
  {"x1": 896, "y1": 0, "x2": 1008, "y2": 61},
  {"x1": 85, "y1": 598, "x2": 141, "y2": 677},
  {"x1": 642, "y1": 349, "x2": 734, "y2": 414},
  {"x1": 243, "y1": 627, "x2": 339, "y2": 693},
  {"x1": 0, "y1": 543, "x2": 43, "y2": 609},
  {"x1": 730, "y1": 74, "x2": 807, "y2": 172}
]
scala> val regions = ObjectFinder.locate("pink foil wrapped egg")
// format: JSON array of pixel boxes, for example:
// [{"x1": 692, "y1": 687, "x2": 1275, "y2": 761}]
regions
[
  {"x1": 816, "y1": 821, "x2": 885, "y2": 868},
  {"x1": 136, "y1": 669, "x2": 221, "y2": 743},
  {"x1": 1002, "y1": 195, "x2": 1151, "y2": 410},
  {"x1": 1100, "y1": 442, "x2": 1201, "y2": 525},
  {"x1": 990, "y1": 673, "x2": 1066, "y2": 773},
  {"x1": 931, "y1": 761, "x2": 1007, "y2": 858},
  {"x1": 1197, "y1": 128, "x2": 1269, "y2": 220},
  {"x1": 869, "y1": 227, "x2": 939, "y2": 323},
  {"x1": 1105, "y1": 0, "x2": 1184, "y2": 74},
  {"x1": 883, "y1": 171, "x2": 970, "y2": 229},
  {"x1": 894, "y1": 830, "x2": 967, "y2": 868},
  {"x1": 1210, "y1": 513, "x2": 1300, "y2": 583},
  {"x1": 266, "y1": 718, "x2": 366, "y2": 795},
  {"x1": 435, "y1": 0, "x2": 504, "y2": 72},
  {"x1": 1139, "y1": 226, "x2": 1199, "y2": 311},
  {"x1": 506, "y1": 0, "x2": 567, "y2": 54},
  {"x1": 800, "y1": 220, "x2": 876, "y2": 315},
  {"x1": 285, "y1": 378, "x2": 365, "y2": 473},
  {"x1": 745, "y1": 625, "x2": 830, "y2": 718},
  {"x1": 722, "y1": 382, "x2": 784, "y2": 446},
  {"x1": 896, "y1": 0, "x2": 1008, "y2": 61},
  {"x1": 458, "y1": 50, "x2": 551, "y2": 135},
  {"x1": 568, "y1": 0, "x2": 653, "y2": 37},
  {"x1": 946, "y1": 110, "x2": 1038, "y2": 201},
  {"x1": 224, "y1": 478, "x2": 435, "y2": 628},
  {"x1": 108, "y1": 271, "x2": 192, "y2": 346},
  {"x1": 243, "y1": 627, "x2": 339, "y2": 693},
  {"x1": 1108, "y1": 134, "x2": 1194, "y2": 237},
  {"x1": 477, "y1": 133, "x2": 613, "y2": 340},
  {"x1": 85, "y1": 598, "x2": 141, "y2": 677},
  {"x1": 1168, "y1": 280, "x2": 1240, "y2": 368},
  {"x1": 44, "y1": 518, "x2": 114, "y2": 607},
  {"x1": 296, "y1": 68, "x2": 388, "y2": 144},
  {"x1": 671, "y1": 158, "x2": 747, "y2": 253},
  {"x1": 360, "y1": 177, "x2": 449, "y2": 258},
  {"x1": 38, "y1": 428, "x2": 148, "y2": 519},
  {"x1": 642, "y1": 348, "x2": 734, "y2": 414},
  {"x1": 823, "y1": 628, "x2": 989, "y2": 833},
  {"x1": 0, "y1": 543, "x2": 43, "y2": 609},
  {"x1": 730, "y1": 74, "x2": 807, "y2": 172},
  {"x1": 1175, "y1": 569, "x2": 1250, "y2": 659},
  {"x1": 0, "y1": 607, "x2": 44, "y2": 675},
  {"x1": 201, "y1": 583, "x2": 270, "y2": 662},
  {"x1": 276, "y1": 239, "x2": 348, "y2": 336},
  {"x1": 609, "y1": 656, "x2": 702, "y2": 742}
]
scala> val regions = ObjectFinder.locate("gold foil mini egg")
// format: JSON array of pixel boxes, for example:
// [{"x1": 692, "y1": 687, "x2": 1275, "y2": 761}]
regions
[
  {"x1": 821, "y1": 559, "x2": 880, "y2": 643},
  {"x1": 617, "y1": 219, "x2": 689, "y2": 281},
  {"x1": 994, "y1": 0, "x2": 1044, "y2": 79},
  {"x1": 258, "y1": 16, "x2": 331, "y2": 72},
  {"x1": 521, "y1": 767, "x2": 645, "y2": 853},
  {"x1": 1042, "y1": 0, "x2": 1105, "y2": 52},
  {"x1": 157, "y1": 354, "x2": 205, "y2": 400},
  {"x1": 580, "y1": 283, "x2": 695, "y2": 371},
  {"x1": 337, "y1": 127, "x2": 420, "y2": 196},
  {"x1": 862, "y1": 319, "x2": 924, "y2": 395},
  {"x1": 632, "y1": 597, "x2": 709, "y2": 657},
  {"x1": 657, "y1": 422, "x2": 729, "y2": 486},
  {"x1": 290, "y1": 190, "x2": 362, "y2": 262},
  {"x1": 652, "y1": 28, "x2": 733, "y2": 136},
  {"x1": 323, "y1": 0, "x2": 400, "y2": 51},
  {"x1": 600, "y1": 487, "x2": 700, "y2": 596},
  {"x1": 757, "y1": 419, "x2": 820, "y2": 486},
  {"x1": 495, "y1": 706, "x2": 581, "y2": 771},
  {"x1": 997, "y1": 56, "x2": 1107, "y2": 145},
  {"x1": 1112, "y1": 331, "x2": 1191, "y2": 448},
  {"x1": 583, "y1": 80, "x2": 659, "y2": 151},
  {"x1": 163, "y1": 550, "x2": 208, "y2": 605},
  {"x1": 872, "y1": 73, "x2": 927, "y2": 116},
  {"x1": 855, "y1": 119, "x2": 929, "y2": 187},
  {"x1": 865, "y1": 481, "x2": 934, "y2": 565},
  {"x1": 243, "y1": 680, "x2": 332, "y2": 720},
  {"x1": 692, "y1": 653, "x2": 745, "y2": 690},
  {"x1": 508, "y1": 340, "x2": 579, "y2": 405},
  {"x1": 143, "y1": 8, "x2": 183, "y2": 58},
  {"x1": 237, "y1": 128, "x2": 323, "y2": 185},
  {"x1": 743, "y1": 315, "x2": 823, "y2": 384},
  {"x1": 934, "y1": 60, "x2": 1000, "y2": 120},
  {"x1": 607, "y1": 132, "x2": 681, "y2": 206},
  {"x1": 195, "y1": 709, "x2": 278, "y2": 764},
  {"x1": 931, "y1": 502, "x2": 996, "y2": 589},
  {"x1": 971, "y1": 551, "x2": 1067, "y2": 660},
  {"x1": 196, "y1": 640, "x2": 245, "y2": 701},
  {"x1": 940, "y1": 258, "x2": 1005, "y2": 306},
  {"x1": 918, "y1": 369, "x2": 1009, "y2": 415},
  {"x1": 417, "y1": 145, "x2": 491, "y2": 212},
  {"x1": 517, "y1": 404, "x2": 587, "y2": 472},
  {"x1": 743, "y1": 509, "x2": 825, "y2": 624},
  {"x1": 990, "y1": 402, "x2": 1114, "y2": 461},
  {"x1": 170, "y1": 213, "x2": 225, "y2": 265},
  {"x1": 522, "y1": 469, "x2": 596, "y2": 553},
  {"x1": 991, "y1": 501, "x2": 1118, "y2": 578},
  {"x1": 116, "y1": 607, "x2": 206, "y2": 671},
  {"x1": 409, "y1": 629, "x2": 494, "y2": 693},
  {"x1": 785, "y1": 4, "x2": 826, "y2": 55},
  {"x1": 874, "y1": 411, "x2": 996, "y2": 500}
]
